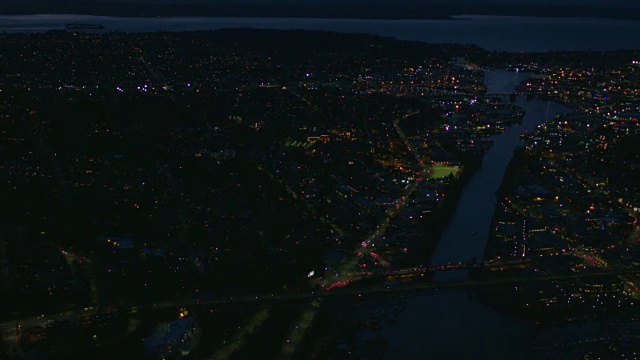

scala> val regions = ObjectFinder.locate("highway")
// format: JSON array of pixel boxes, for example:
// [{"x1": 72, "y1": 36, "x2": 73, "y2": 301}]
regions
[
  {"x1": 209, "y1": 307, "x2": 271, "y2": 360},
  {"x1": 2, "y1": 258, "x2": 638, "y2": 358},
  {"x1": 4, "y1": 252, "x2": 640, "y2": 339},
  {"x1": 275, "y1": 110, "x2": 428, "y2": 358},
  {"x1": 4, "y1": 97, "x2": 637, "y2": 357}
]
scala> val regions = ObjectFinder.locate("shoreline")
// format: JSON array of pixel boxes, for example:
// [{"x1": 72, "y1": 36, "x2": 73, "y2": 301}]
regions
[
  {"x1": 3, "y1": 7, "x2": 640, "y2": 22},
  {"x1": 3, "y1": 13, "x2": 640, "y2": 22},
  {"x1": 2, "y1": 16, "x2": 640, "y2": 53}
]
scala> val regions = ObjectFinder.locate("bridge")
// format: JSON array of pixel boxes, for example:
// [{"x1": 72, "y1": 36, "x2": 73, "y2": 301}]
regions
[
  {"x1": 352, "y1": 258, "x2": 530, "y2": 277},
  {"x1": 3, "y1": 261, "x2": 639, "y2": 337}
]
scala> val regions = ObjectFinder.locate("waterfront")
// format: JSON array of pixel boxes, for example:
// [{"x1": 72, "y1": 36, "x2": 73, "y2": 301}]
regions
[
  {"x1": 0, "y1": 14, "x2": 638, "y2": 357},
  {"x1": 379, "y1": 70, "x2": 572, "y2": 359},
  {"x1": 1, "y1": 14, "x2": 640, "y2": 51},
  {"x1": 430, "y1": 72, "x2": 572, "y2": 268}
]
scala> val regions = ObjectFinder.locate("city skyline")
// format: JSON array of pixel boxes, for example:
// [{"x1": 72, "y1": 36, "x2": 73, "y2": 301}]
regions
[{"x1": 0, "y1": 9, "x2": 638, "y2": 360}]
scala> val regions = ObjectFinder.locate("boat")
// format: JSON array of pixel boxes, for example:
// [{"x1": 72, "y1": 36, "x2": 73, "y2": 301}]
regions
[{"x1": 65, "y1": 23, "x2": 104, "y2": 30}]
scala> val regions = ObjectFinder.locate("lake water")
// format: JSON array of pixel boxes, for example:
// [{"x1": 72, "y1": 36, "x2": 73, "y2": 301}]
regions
[{"x1": 1, "y1": 14, "x2": 640, "y2": 51}]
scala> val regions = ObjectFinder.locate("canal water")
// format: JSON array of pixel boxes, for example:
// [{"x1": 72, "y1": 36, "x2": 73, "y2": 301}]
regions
[
  {"x1": 380, "y1": 70, "x2": 571, "y2": 359},
  {"x1": 430, "y1": 70, "x2": 557, "y2": 268}
]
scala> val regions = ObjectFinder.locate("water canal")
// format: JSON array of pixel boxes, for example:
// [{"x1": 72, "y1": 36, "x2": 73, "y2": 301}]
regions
[{"x1": 381, "y1": 70, "x2": 572, "y2": 359}]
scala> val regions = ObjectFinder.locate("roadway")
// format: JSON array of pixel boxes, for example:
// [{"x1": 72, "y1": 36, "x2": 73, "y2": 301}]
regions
[
  {"x1": 276, "y1": 109, "x2": 428, "y2": 358},
  {"x1": 3, "y1": 266, "x2": 640, "y2": 339},
  {"x1": 209, "y1": 307, "x2": 271, "y2": 360}
]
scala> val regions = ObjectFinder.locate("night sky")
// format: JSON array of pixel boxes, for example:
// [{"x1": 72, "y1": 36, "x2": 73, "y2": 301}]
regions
[
  {"x1": 31, "y1": 0, "x2": 640, "y2": 5},
  {"x1": 3, "y1": 0, "x2": 640, "y2": 18},
  {"x1": 37, "y1": 0, "x2": 640, "y2": 4}
]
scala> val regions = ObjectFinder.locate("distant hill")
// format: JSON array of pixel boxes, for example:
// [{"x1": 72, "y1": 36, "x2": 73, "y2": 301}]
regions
[{"x1": 3, "y1": 0, "x2": 640, "y2": 20}]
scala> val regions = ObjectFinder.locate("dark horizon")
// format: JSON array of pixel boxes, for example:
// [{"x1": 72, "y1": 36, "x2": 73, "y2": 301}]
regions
[
  {"x1": 1, "y1": 10, "x2": 639, "y2": 359},
  {"x1": 3, "y1": 0, "x2": 640, "y2": 20}
]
